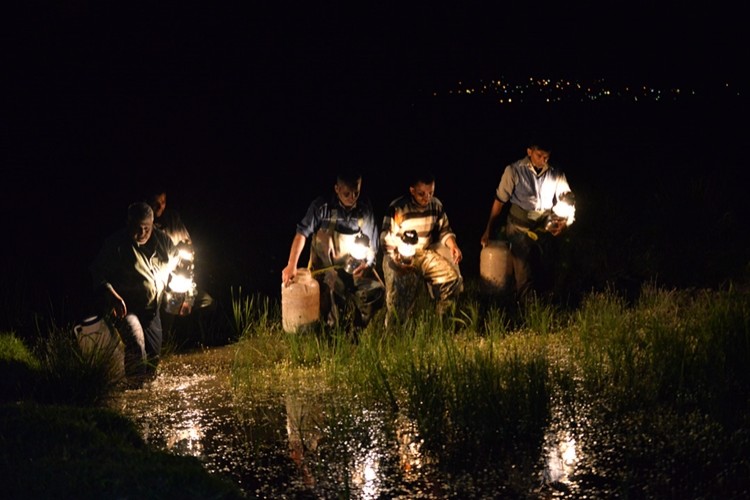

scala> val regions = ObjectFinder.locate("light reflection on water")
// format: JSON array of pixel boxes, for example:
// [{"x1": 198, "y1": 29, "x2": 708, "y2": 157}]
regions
[
  {"x1": 110, "y1": 345, "x2": 586, "y2": 497},
  {"x1": 111, "y1": 344, "x2": 741, "y2": 498}
]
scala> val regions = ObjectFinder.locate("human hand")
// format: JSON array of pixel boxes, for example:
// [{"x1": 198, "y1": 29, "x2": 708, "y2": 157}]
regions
[
  {"x1": 548, "y1": 220, "x2": 567, "y2": 237},
  {"x1": 111, "y1": 292, "x2": 127, "y2": 319},
  {"x1": 451, "y1": 246, "x2": 463, "y2": 264},
  {"x1": 351, "y1": 261, "x2": 368, "y2": 277},
  {"x1": 179, "y1": 302, "x2": 192, "y2": 316},
  {"x1": 281, "y1": 265, "x2": 297, "y2": 286},
  {"x1": 480, "y1": 230, "x2": 490, "y2": 248}
]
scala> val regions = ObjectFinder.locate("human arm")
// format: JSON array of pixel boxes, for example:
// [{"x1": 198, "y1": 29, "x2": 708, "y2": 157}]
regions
[
  {"x1": 90, "y1": 234, "x2": 129, "y2": 319},
  {"x1": 434, "y1": 205, "x2": 462, "y2": 265},
  {"x1": 481, "y1": 198, "x2": 505, "y2": 247},
  {"x1": 444, "y1": 235, "x2": 463, "y2": 264},
  {"x1": 379, "y1": 206, "x2": 413, "y2": 269},
  {"x1": 281, "y1": 233, "x2": 307, "y2": 286},
  {"x1": 102, "y1": 284, "x2": 128, "y2": 318}
]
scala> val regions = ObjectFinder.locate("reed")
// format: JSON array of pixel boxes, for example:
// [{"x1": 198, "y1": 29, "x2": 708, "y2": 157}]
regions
[
  {"x1": 568, "y1": 282, "x2": 750, "y2": 420},
  {"x1": 228, "y1": 279, "x2": 750, "y2": 472},
  {"x1": 230, "y1": 291, "x2": 554, "y2": 466},
  {"x1": 34, "y1": 323, "x2": 123, "y2": 406},
  {"x1": 519, "y1": 292, "x2": 565, "y2": 336},
  {"x1": 231, "y1": 286, "x2": 278, "y2": 338}
]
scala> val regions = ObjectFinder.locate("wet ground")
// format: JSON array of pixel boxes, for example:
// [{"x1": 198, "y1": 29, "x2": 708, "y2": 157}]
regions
[
  {"x1": 109, "y1": 345, "x2": 552, "y2": 497},
  {"x1": 109, "y1": 344, "x2": 748, "y2": 499}
]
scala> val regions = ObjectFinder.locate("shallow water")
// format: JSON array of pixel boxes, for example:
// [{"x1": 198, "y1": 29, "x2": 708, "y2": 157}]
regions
[{"x1": 110, "y1": 344, "x2": 746, "y2": 499}]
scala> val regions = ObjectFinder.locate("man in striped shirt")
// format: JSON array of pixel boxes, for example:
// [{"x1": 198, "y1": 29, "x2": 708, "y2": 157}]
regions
[{"x1": 380, "y1": 172, "x2": 463, "y2": 326}]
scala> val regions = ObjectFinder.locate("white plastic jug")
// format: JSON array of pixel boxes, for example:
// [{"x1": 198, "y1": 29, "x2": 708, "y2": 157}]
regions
[
  {"x1": 74, "y1": 316, "x2": 125, "y2": 380},
  {"x1": 480, "y1": 240, "x2": 511, "y2": 294},
  {"x1": 281, "y1": 269, "x2": 320, "y2": 333}
]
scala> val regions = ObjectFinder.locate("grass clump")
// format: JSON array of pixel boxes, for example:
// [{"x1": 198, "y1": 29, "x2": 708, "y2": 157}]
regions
[
  {"x1": 0, "y1": 326, "x2": 247, "y2": 498},
  {"x1": 229, "y1": 280, "x2": 750, "y2": 480},
  {"x1": 568, "y1": 282, "x2": 750, "y2": 421},
  {"x1": 0, "y1": 333, "x2": 41, "y2": 403},
  {"x1": 1, "y1": 326, "x2": 123, "y2": 407},
  {"x1": 1, "y1": 402, "x2": 244, "y2": 499}
]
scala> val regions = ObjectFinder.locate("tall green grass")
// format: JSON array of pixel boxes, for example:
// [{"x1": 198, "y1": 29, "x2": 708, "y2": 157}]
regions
[
  {"x1": 568, "y1": 282, "x2": 750, "y2": 422},
  {"x1": 1, "y1": 320, "x2": 124, "y2": 407},
  {"x1": 229, "y1": 280, "x2": 750, "y2": 470},
  {"x1": 230, "y1": 286, "x2": 277, "y2": 338}
]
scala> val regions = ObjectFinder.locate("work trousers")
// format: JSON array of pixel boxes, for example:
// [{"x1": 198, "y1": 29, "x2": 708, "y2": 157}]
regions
[
  {"x1": 382, "y1": 246, "x2": 463, "y2": 326},
  {"x1": 317, "y1": 268, "x2": 384, "y2": 329}
]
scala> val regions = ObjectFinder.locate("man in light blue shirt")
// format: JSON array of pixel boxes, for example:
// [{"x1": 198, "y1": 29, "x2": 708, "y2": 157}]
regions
[{"x1": 481, "y1": 140, "x2": 575, "y2": 303}]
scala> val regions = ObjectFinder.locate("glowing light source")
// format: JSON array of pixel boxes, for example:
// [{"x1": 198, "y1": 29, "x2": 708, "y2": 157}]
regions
[
  {"x1": 344, "y1": 233, "x2": 371, "y2": 273},
  {"x1": 396, "y1": 230, "x2": 418, "y2": 264},
  {"x1": 551, "y1": 192, "x2": 576, "y2": 225},
  {"x1": 165, "y1": 245, "x2": 197, "y2": 313}
]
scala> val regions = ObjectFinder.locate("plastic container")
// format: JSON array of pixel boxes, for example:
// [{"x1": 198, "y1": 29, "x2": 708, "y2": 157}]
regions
[
  {"x1": 480, "y1": 240, "x2": 511, "y2": 294},
  {"x1": 74, "y1": 315, "x2": 125, "y2": 380},
  {"x1": 281, "y1": 268, "x2": 320, "y2": 333}
]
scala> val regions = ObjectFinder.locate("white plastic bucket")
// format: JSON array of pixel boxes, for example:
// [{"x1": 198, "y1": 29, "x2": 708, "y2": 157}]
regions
[
  {"x1": 281, "y1": 269, "x2": 320, "y2": 333},
  {"x1": 74, "y1": 316, "x2": 125, "y2": 380},
  {"x1": 480, "y1": 240, "x2": 511, "y2": 294}
]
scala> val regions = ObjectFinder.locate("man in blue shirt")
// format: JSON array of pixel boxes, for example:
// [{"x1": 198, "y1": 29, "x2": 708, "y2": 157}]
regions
[
  {"x1": 282, "y1": 171, "x2": 384, "y2": 330},
  {"x1": 480, "y1": 140, "x2": 576, "y2": 303}
]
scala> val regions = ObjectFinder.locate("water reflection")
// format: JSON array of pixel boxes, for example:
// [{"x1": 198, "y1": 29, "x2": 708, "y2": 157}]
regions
[
  {"x1": 109, "y1": 345, "x2": 738, "y2": 498},
  {"x1": 111, "y1": 346, "x2": 569, "y2": 497},
  {"x1": 165, "y1": 406, "x2": 205, "y2": 455},
  {"x1": 543, "y1": 430, "x2": 577, "y2": 485},
  {"x1": 284, "y1": 392, "x2": 322, "y2": 487},
  {"x1": 395, "y1": 413, "x2": 425, "y2": 479},
  {"x1": 351, "y1": 447, "x2": 380, "y2": 499},
  {"x1": 110, "y1": 347, "x2": 246, "y2": 484},
  {"x1": 538, "y1": 386, "x2": 586, "y2": 497}
]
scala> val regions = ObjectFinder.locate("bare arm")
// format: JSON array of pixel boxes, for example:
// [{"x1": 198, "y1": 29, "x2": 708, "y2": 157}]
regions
[
  {"x1": 445, "y1": 235, "x2": 463, "y2": 264},
  {"x1": 281, "y1": 233, "x2": 307, "y2": 285},
  {"x1": 104, "y1": 284, "x2": 127, "y2": 319},
  {"x1": 480, "y1": 199, "x2": 505, "y2": 247}
]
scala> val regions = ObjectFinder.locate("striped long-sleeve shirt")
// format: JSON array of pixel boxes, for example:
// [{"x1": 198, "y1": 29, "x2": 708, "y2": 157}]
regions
[{"x1": 380, "y1": 195, "x2": 456, "y2": 255}]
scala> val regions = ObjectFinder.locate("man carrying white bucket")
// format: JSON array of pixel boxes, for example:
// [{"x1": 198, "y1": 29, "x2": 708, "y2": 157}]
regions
[
  {"x1": 281, "y1": 170, "x2": 384, "y2": 331},
  {"x1": 90, "y1": 202, "x2": 188, "y2": 386},
  {"x1": 480, "y1": 138, "x2": 576, "y2": 304}
]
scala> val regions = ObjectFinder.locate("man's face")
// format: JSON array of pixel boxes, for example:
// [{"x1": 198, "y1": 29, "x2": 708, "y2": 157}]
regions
[
  {"x1": 129, "y1": 218, "x2": 154, "y2": 246},
  {"x1": 150, "y1": 192, "x2": 167, "y2": 218},
  {"x1": 335, "y1": 179, "x2": 361, "y2": 208},
  {"x1": 409, "y1": 181, "x2": 435, "y2": 207},
  {"x1": 527, "y1": 147, "x2": 550, "y2": 168}
]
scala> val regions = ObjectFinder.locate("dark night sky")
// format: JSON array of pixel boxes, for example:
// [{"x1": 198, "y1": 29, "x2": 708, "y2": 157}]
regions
[
  {"x1": 7, "y1": 2, "x2": 745, "y2": 189},
  {"x1": 3, "y1": 2, "x2": 747, "y2": 318},
  {"x1": 8, "y1": 4, "x2": 744, "y2": 141}
]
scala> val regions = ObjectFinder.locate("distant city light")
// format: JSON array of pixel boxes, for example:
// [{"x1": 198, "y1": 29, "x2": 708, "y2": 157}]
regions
[{"x1": 431, "y1": 76, "x2": 742, "y2": 104}]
